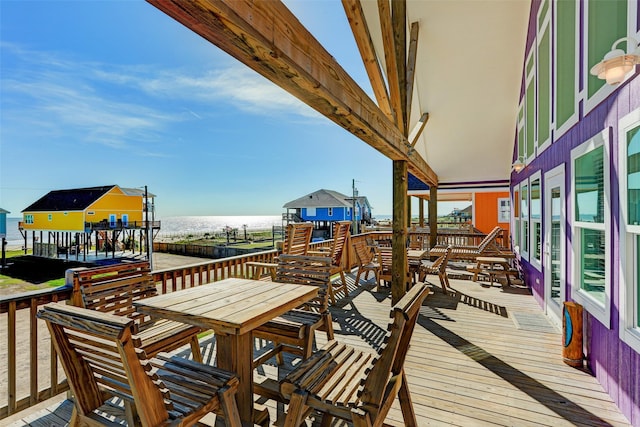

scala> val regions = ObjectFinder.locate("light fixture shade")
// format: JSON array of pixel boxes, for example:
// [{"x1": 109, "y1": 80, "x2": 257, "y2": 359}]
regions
[
  {"x1": 590, "y1": 37, "x2": 640, "y2": 85},
  {"x1": 512, "y1": 157, "x2": 525, "y2": 173}
]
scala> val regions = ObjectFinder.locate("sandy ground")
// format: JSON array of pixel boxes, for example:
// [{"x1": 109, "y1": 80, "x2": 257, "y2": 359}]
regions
[{"x1": 0, "y1": 252, "x2": 211, "y2": 410}]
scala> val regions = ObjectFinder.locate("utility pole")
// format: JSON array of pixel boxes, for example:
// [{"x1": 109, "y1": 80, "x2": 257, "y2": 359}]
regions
[
  {"x1": 144, "y1": 185, "x2": 153, "y2": 270},
  {"x1": 352, "y1": 179, "x2": 358, "y2": 235}
]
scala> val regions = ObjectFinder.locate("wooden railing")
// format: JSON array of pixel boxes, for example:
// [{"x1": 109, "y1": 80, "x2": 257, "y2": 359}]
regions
[{"x1": 0, "y1": 228, "x2": 507, "y2": 419}]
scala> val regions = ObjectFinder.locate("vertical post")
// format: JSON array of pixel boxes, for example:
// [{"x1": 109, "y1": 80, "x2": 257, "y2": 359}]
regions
[
  {"x1": 144, "y1": 185, "x2": 153, "y2": 270},
  {"x1": 406, "y1": 195, "x2": 412, "y2": 228},
  {"x1": 352, "y1": 179, "x2": 358, "y2": 235},
  {"x1": 419, "y1": 198, "x2": 425, "y2": 227},
  {"x1": 429, "y1": 185, "x2": 438, "y2": 252},
  {"x1": 392, "y1": 160, "x2": 408, "y2": 305}
]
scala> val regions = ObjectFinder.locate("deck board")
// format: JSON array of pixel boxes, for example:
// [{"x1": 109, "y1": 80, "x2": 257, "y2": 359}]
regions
[{"x1": 3, "y1": 272, "x2": 631, "y2": 426}]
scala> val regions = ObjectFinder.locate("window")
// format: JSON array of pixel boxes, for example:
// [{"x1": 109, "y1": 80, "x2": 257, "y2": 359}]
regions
[
  {"x1": 521, "y1": 182, "x2": 530, "y2": 260},
  {"x1": 306, "y1": 207, "x2": 316, "y2": 217},
  {"x1": 525, "y1": 51, "x2": 536, "y2": 160},
  {"x1": 584, "y1": 0, "x2": 628, "y2": 112},
  {"x1": 513, "y1": 188, "x2": 521, "y2": 250},
  {"x1": 554, "y1": 0, "x2": 578, "y2": 136},
  {"x1": 530, "y1": 172, "x2": 542, "y2": 270},
  {"x1": 109, "y1": 214, "x2": 117, "y2": 228},
  {"x1": 571, "y1": 129, "x2": 611, "y2": 328},
  {"x1": 48, "y1": 214, "x2": 52, "y2": 221},
  {"x1": 328, "y1": 208, "x2": 333, "y2": 217},
  {"x1": 619, "y1": 108, "x2": 640, "y2": 351},
  {"x1": 24, "y1": 214, "x2": 34, "y2": 225},
  {"x1": 537, "y1": 0, "x2": 551, "y2": 152},
  {"x1": 498, "y1": 198, "x2": 510, "y2": 223}
]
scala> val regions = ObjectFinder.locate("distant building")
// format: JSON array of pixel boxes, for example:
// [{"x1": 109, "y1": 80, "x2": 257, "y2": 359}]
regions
[
  {"x1": 0, "y1": 208, "x2": 8, "y2": 239},
  {"x1": 19, "y1": 185, "x2": 157, "y2": 259},
  {"x1": 283, "y1": 189, "x2": 373, "y2": 237}
]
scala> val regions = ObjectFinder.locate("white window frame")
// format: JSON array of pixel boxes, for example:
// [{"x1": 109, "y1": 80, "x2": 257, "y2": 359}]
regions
[
  {"x1": 536, "y1": 0, "x2": 552, "y2": 154},
  {"x1": 512, "y1": 187, "x2": 521, "y2": 253},
  {"x1": 521, "y1": 180, "x2": 530, "y2": 262},
  {"x1": 553, "y1": 0, "x2": 579, "y2": 139},
  {"x1": 619, "y1": 108, "x2": 640, "y2": 352},
  {"x1": 570, "y1": 128, "x2": 611, "y2": 328},
  {"x1": 524, "y1": 49, "x2": 537, "y2": 163},
  {"x1": 498, "y1": 198, "x2": 510, "y2": 223},
  {"x1": 306, "y1": 207, "x2": 316, "y2": 217},
  {"x1": 530, "y1": 171, "x2": 543, "y2": 272},
  {"x1": 328, "y1": 207, "x2": 333, "y2": 217},
  {"x1": 583, "y1": 0, "x2": 635, "y2": 115}
]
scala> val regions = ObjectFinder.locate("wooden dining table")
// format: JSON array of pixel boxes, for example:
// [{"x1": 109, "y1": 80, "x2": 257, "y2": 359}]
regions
[{"x1": 133, "y1": 277, "x2": 318, "y2": 426}]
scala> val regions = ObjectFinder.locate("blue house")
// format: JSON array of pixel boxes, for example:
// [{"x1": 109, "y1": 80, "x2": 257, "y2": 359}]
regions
[
  {"x1": 283, "y1": 189, "x2": 372, "y2": 236},
  {"x1": 0, "y1": 208, "x2": 8, "y2": 238}
]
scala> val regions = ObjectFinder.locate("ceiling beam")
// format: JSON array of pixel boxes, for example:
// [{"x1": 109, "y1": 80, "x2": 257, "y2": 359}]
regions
[
  {"x1": 377, "y1": 0, "x2": 402, "y2": 130},
  {"x1": 406, "y1": 21, "x2": 419, "y2": 132},
  {"x1": 409, "y1": 112, "x2": 429, "y2": 147},
  {"x1": 146, "y1": 0, "x2": 437, "y2": 186},
  {"x1": 341, "y1": 0, "x2": 394, "y2": 124},
  {"x1": 391, "y1": 0, "x2": 407, "y2": 135}
]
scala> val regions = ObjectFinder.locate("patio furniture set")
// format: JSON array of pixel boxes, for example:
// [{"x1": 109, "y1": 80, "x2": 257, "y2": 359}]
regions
[{"x1": 36, "y1": 225, "x2": 512, "y2": 426}]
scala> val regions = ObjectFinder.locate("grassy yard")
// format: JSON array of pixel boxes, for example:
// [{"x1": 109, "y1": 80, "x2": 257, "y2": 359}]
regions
[{"x1": 0, "y1": 251, "x2": 73, "y2": 295}]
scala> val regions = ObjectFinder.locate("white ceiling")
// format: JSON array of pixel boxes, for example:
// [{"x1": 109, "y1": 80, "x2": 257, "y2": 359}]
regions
[{"x1": 360, "y1": 0, "x2": 530, "y2": 187}]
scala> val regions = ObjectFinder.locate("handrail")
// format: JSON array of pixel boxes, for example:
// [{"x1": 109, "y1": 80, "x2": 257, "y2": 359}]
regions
[{"x1": 0, "y1": 228, "x2": 506, "y2": 419}]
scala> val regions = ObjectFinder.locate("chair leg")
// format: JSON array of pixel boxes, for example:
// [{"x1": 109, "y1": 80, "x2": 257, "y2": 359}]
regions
[
  {"x1": 283, "y1": 390, "x2": 309, "y2": 427},
  {"x1": 320, "y1": 414, "x2": 334, "y2": 427},
  {"x1": 275, "y1": 340, "x2": 285, "y2": 365},
  {"x1": 322, "y1": 312, "x2": 334, "y2": 340},
  {"x1": 355, "y1": 268, "x2": 362, "y2": 285},
  {"x1": 217, "y1": 384, "x2": 243, "y2": 427},
  {"x1": 302, "y1": 326, "x2": 314, "y2": 360},
  {"x1": 339, "y1": 271, "x2": 348, "y2": 297},
  {"x1": 398, "y1": 371, "x2": 418, "y2": 427},
  {"x1": 190, "y1": 335, "x2": 203, "y2": 363}
]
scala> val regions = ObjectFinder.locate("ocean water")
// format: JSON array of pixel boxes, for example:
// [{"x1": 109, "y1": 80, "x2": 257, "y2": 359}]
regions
[{"x1": 2, "y1": 215, "x2": 284, "y2": 248}]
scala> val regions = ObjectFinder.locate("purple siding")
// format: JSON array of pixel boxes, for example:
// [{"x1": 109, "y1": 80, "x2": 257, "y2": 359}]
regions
[{"x1": 512, "y1": 0, "x2": 640, "y2": 423}]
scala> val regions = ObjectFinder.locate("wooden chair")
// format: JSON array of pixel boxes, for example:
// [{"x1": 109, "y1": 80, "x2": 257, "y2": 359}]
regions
[
  {"x1": 376, "y1": 246, "x2": 411, "y2": 292},
  {"x1": 352, "y1": 238, "x2": 381, "y2": 287},
  {"x1": 253, "y1": 254, "x2": 335, "y2": 368},
  {"x1": 278, "y1": 283, "x2": 430, "y2": 427},
  {"x1": 419, "y1": 244, "x2": 453, "y2": 294},
  {"x1": 246, "y1": 222, "x2": 314, "y2": 280},
  {"x1": 324, "y1": 221, "x2": 351, "y2": 304},
  {"x1": 74, "y1": 262, "x2": 203, "y2": 362},
  {"x1": 429, "y1": 226, "x2": 508, "y2": 261},
  {"x1": 37, "y1": 302, "x2": 242, "y2": 427}
]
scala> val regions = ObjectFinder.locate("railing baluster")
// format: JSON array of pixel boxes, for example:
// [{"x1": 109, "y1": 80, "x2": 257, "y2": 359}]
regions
[
  {"x1": 8, "y1": 301, "x2": 16, "y2": 415},
  {"x1": 30, "y1": 300, "x2": 38, "y2": 405}
]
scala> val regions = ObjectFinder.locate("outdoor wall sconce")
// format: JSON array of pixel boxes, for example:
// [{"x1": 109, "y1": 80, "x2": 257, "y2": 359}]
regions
[
  {"x1": 512, "y1": 156, "x2": 525, "y2": 173},
  {"x1": 590, "y1": 36, "x2": 640, "y2": 85}
]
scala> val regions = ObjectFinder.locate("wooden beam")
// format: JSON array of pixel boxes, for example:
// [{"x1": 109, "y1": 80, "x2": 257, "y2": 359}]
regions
[
  {"x1": 429, "y1": 185, "x2": 438, "y2": 252},
  {"x1": 406, "y1": 21, "x2": 419, "y2": 132},
  {"x1": 377, "y1": 0, "x2": 402, "y2": 130},
  {"x1": 342, "y1": 0, "x2": 394, "y2": 124},
  {"x1": 392, "y1": 160, "x2": 408, "y2": 305},
  {"x1": 147, "y1": 0, "x2": 437, "y2": 186},
  {"x1": 392, "y1": 0, "x2": 407, "y2": 135},
  {"x1": 409, "y1": 112, "x2": 430, "y2": 147}
]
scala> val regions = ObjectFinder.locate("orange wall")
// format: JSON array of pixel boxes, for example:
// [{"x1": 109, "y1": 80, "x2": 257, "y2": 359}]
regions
[{"x1": 474, "y1": 191, "x2": 510, "y2": 240}]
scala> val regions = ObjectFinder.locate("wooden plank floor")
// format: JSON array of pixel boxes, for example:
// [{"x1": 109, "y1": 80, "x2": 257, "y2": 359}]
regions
[{"x1": 4, "y1": 271, "x2": 632, "y2": 426}]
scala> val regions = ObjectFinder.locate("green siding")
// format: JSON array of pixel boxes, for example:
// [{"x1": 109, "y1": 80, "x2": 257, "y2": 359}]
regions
[
  {"x1": 538, "y1": 26, "x2": 551, "y2": 145},
  {"x1": 556, "y1": 0, "x2": 576, "y2": 128},
  {"x1": 526, "y1": 79, "x2": 535, "y2": 157},
  {"x1": 587, "y1": 0, "x2": 627, "y2": 98}
]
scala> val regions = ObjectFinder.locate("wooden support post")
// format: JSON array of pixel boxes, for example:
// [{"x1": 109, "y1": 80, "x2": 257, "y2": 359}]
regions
[
  {"x1": 429, "y1": 185, "x2": 438, "y2": 251},
  {"x1": 392, "y1": 160, "x2": 408, "y2": 305},
  {"x1": 407, "y1": 195, "x2": 412, "y2": 228},
  {"x1": 419, "y1": 198, "x2": 425, "y2": 227}
]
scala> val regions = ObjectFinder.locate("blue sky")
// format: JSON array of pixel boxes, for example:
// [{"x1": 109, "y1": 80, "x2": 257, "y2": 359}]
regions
[{"x1": 1, "y1": 1, "x2": 462, "y2": 218}]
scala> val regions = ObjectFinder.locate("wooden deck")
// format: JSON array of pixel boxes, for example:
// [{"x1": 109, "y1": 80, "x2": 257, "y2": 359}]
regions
[{"x1": 3, "y1": 271, "x2": 631, "y2": 426}]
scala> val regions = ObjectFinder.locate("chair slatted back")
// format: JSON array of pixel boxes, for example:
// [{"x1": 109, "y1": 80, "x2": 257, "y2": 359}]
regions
[
  {"x1": 327, "y1": 221, "x2": 351, "y2": 266},
  {"x1": 359, "y1": 284, "x2": 430, "y2": 418},
  {"x1": 37, "y1": 303, "x2": 169, "y2": 426},
  {"x1": 431, "y1": 245, "x2": 453, "y2": 275},
  {"x1": 276, "y1": 254, "x2": 331, "y2": 312},
  {"x1": 477, "y1": 226, "x2": 503, "y2": 253},
  {"x1": 283, "y1": 222, "x2": 314, "y2": 255},
  {"x1": 76, "y1": 262, "x2": 158, "y2": 331},
  {"x1": 353, "y1": 239, "x2": 375, "y2": 265}
]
